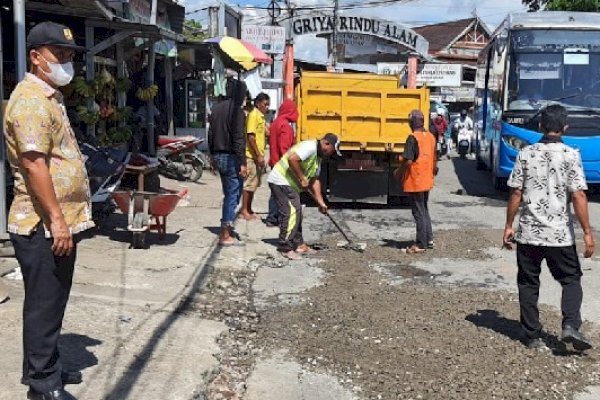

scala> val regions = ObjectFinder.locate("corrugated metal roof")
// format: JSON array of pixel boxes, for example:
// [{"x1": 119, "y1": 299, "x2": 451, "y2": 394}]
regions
[{"x1": 27, "y1": 0, "x2": 114, "y2": 19}]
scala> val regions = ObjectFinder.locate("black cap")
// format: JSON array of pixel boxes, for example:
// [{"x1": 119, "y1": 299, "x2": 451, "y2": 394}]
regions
[
  {"x1": 323, "y1": 133, "x2": 342, "y2": 156},
  {"x1": 27, "y1": 21, "x2": 84, "y2": 51}
]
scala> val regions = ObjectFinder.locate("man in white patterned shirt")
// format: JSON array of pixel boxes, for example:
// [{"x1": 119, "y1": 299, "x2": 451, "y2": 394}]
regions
[{"x1": 504, "y1": 104, "x2": 595, "y2": 350}]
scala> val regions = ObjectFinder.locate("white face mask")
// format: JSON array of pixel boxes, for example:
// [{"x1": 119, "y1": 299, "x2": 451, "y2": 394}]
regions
[{"x1": 38, "y1": 53, "x2": 74, "y2": 87}]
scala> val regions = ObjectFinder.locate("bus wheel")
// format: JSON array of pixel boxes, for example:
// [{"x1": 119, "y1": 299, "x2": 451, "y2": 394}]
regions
[
  {"x1": 475, "y1": 146, "x2": 486, "y2": 170},
  {"x1": 476, "y1": 158, "x2": 487, "y2": 170}
]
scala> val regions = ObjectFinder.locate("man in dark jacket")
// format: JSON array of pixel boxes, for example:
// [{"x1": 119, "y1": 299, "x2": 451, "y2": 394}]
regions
[
  {"x1": 264, "y1": 100, "x2": 299, "y2": 227},
  {"x1": 208, "y1": 80, "x2": 248, "y2": 245}
]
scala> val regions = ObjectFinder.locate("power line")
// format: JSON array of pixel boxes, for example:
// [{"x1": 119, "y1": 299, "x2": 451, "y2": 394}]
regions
[{"x1": 185, "y1": 6, "x2": 209, "y2": 15}]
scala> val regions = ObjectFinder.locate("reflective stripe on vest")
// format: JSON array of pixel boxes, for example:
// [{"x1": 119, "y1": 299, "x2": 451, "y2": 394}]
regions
[
  {"x1": 403, "y1": 131, "x2": 436, "y2": 193},
  {"x1": 274, "y1": 141, "x2": 321, "y2": 192}
]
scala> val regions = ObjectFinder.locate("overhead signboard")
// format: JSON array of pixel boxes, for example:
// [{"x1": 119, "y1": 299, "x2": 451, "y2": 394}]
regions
[
  {"x1": 242, "y1": 25, "x2": 286, "y2": 54},
  {"x1": 441, "y1": 87, "x2": 476, "y2": 102},
  {"x1": 337, "y1": 33, "x2": 397, "y2": 57},
  {"x1": 377, "y1": 63, "x2": 463, "y2": 87},
  {"x1": 292, "y1": 15, "x2": 429, "y2": 57}
]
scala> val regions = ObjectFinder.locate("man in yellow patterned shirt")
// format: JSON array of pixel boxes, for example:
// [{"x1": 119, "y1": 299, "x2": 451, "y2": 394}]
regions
[
  {"x1": 241, "y1": 92, "x2": 269, "y2": 220},
  {"x1": 4, "y1": 22, "x2": 92, "y2": 400}
]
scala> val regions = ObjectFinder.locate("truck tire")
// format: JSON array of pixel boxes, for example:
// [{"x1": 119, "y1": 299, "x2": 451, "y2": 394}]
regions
[{"x1": 387, "y1": 195, "x2": 409, "y2": 207}]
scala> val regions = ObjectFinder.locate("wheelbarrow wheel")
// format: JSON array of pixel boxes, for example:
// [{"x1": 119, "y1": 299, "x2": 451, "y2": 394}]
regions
[
  {"x1": 132, "y1": 232, "x2": 146, "y2": 249},
  {"x1": 131, "y1": 212, "x2": 147, "y2": 249}
]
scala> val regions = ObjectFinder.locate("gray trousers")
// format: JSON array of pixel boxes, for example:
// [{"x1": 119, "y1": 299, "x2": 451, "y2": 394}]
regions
[
  {"x1": 410, "y1": 191, "x2": 433, "y2": 249},
  {"x1": 270, "y1": 183, "x2": 303, "y2": 253}
]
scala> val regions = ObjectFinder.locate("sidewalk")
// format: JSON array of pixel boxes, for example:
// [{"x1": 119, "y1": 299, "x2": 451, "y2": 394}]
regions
[{"x1": 0, "y1": 172, "x2": 279, "y2": 400}]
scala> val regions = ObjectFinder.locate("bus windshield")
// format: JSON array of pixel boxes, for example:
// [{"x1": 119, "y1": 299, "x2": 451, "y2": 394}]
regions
[{"x1": 506, "y1": 29, "x2": 600, "y2": 112}]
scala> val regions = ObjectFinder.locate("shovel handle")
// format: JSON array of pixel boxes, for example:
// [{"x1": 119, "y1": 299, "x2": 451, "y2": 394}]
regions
[
  {"x1": 326, "y1": 212, "x2": 353, "y2": 243},
  {"x1": 307, "y1": 189, "x2": 353, "y2": 244}
]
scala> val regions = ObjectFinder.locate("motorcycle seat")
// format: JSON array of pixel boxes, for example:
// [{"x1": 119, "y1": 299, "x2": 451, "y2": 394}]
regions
[{"x1": 158, "y1": 135, "x2": 198, "y2": 146}]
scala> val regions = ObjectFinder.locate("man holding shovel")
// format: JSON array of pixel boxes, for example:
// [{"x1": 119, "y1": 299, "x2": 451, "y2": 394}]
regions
[{"x1": 267, "y1": 133, "x2": 341, "y2": 260}]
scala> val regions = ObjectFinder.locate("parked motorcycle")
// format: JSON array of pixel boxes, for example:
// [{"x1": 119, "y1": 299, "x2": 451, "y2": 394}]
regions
[
  {"x1": 436, "y1": 136, "x2": 448, "y2": 159},
  {"x1": 156, "y1": 135, "x2": 205, "y2": 182},
  {"x1": 80, "y1": 143, "x2": 130, "y2": 223},
  {"x1": 457, "y1": 128, "x2": 472, "y2": 159}
]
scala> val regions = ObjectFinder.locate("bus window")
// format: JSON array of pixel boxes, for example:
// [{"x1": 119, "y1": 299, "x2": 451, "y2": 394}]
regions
[{"x1": 507, "y1": 29, "x2": 600, "y2": 111}]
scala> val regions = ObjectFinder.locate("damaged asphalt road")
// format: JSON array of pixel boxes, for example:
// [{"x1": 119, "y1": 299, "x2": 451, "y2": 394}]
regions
[{"x1": 200, "y1": 157, "x2": 600, "y2": 400}]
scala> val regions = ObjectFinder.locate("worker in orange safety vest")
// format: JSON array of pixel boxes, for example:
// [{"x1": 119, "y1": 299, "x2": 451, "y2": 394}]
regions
[{"x1": 394, "y1": 109, "x2": 438, "y2": 254}]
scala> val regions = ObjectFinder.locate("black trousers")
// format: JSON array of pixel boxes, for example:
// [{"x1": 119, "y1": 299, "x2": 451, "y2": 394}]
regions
[
  {"x1": 270, "y1": 183, "x2": 303, "y2": 253},
  {"x1": 10, "y1": 224, "x2": 77, "y2": 393},
  {"x1": 516, "y1": 243, "x2": 583, "y2": 339},
  {"x1": 409, "y1": 191, "x2": 433, "y2": 249}
]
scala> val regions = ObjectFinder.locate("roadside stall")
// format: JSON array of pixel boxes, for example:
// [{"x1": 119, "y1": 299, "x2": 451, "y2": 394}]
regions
[
  {"x1": 1, "y1": 0, "x2": 196, "y2": 246},
  {"x1": 173, "y1": 36, "x2": 272, "y2": 152}
]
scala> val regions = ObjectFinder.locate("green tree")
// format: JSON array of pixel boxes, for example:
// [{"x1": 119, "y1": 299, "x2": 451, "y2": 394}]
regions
[
  {"x1": 183, "y1": 19, "x2": 207, "y2": 42},
  {"x1": 523, "y1": 0, "x2": 548, "y2": 11},
  {"x1": 523, "y1": 0, "x2": 600, "y2": 11}
]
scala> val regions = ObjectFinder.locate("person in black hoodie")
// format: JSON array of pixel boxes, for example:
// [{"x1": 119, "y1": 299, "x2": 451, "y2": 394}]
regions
[{"x1": 208, "y1": 79, "x2": 248, "y2": 245}]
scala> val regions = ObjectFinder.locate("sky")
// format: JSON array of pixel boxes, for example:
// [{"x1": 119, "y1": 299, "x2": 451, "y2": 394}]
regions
[{"x1": 184, "y1": 0, "x2": 529, "y2": 62}]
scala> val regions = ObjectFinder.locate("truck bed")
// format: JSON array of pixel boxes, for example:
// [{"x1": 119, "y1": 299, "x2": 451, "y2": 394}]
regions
[{"x1": 297, "y1": 72, "x2": 430, "y2": 153}]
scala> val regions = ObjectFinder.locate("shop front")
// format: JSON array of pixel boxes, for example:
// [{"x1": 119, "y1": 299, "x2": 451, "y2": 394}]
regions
[{"x1": 2, "y1": 0, "x2": 184, "y2": 153}]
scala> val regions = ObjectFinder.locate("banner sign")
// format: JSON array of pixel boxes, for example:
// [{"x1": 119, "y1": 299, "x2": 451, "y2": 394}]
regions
[
  {"x1": 292, "y1": 15, "x2": 428, "y2": 56},
  {"x1": 377, "y1": 63, "x2": 463, "y2": 87},
  {"x1": 242, "y1": 25, "x2": 286, "y2": 54}
]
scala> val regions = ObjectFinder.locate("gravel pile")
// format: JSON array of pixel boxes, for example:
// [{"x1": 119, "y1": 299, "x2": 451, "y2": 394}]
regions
[
  {"x1": 189, "y1": 229, "x2": 600, "y2": 400},
  {"x1": 188, "y1": 262, "x2": 263, "y2": 400},
  {"x1": 256, "y1": 234, "x2": 600, "y2": 400}
]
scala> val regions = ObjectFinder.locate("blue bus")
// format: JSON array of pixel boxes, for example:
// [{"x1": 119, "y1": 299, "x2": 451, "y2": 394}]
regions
[{"x1": 474, "y1": 12, "x2": 600, "y2": 189}]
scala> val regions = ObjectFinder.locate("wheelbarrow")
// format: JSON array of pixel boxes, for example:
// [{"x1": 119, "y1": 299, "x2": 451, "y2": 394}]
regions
[{"x1": 112, "y1": 188, "x2": 189, "y2": 248}]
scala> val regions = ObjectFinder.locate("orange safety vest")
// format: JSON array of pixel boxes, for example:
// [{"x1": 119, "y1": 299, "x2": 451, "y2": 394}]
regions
[{"x1": 403, "y1": 130, "x2": 436, "y2": 193}]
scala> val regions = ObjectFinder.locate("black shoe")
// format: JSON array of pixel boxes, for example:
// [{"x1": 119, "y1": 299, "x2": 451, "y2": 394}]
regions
[
  {"x1": 22, "y1": 371, "x2": 82, "y2": 386},
  {"x1": 27, "y1": 388, "x2": 77, "y2": 400},
  {"x1": 264, "y1": 219, "x2": 278, "y2": 227},
  {"x1": 561, "y1": 325, "x2": 593, "y2": 351}
]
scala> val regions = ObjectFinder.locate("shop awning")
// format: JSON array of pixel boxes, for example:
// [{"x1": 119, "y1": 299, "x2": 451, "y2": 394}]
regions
[
  {"x1": 205, "y1": 36, "x2": 272, "y2": 71},
  {"x1": 27, "y1": 0, "x2": 115, "y2": 19},
  {"x1": 85, "y1": 18, "x2": 183, "y2": 43}
]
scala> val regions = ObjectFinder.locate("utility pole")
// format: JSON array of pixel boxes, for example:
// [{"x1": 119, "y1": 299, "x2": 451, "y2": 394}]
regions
[
  {"x1": 14, "y1": 0, "x2": 26, "y2": 81},
  {"x1": 208, "y1": 6, "x2": 219, "y2": 37},
  {"x1": 0, "y1": 11, "x2": 8, "y2": 237},
  {"x1": 267, "y1": 0, "x2": 281, "y2": 79},
  {"x1": 331, "y1": 0, "x2": 338, "y2": 68},
  {"x1": 283, "y1": 1, "x2": 295, "y2": 100}
]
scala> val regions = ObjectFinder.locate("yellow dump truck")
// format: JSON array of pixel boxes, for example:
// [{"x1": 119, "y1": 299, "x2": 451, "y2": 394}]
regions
[{"x1": 296, "y1": 71, "x2": 430, "y2": 204}]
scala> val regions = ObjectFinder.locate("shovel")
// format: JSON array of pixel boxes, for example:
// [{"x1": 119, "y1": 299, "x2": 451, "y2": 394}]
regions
[{"x1": 307, "y1": 189, "x2": 367, "y2": 253}]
